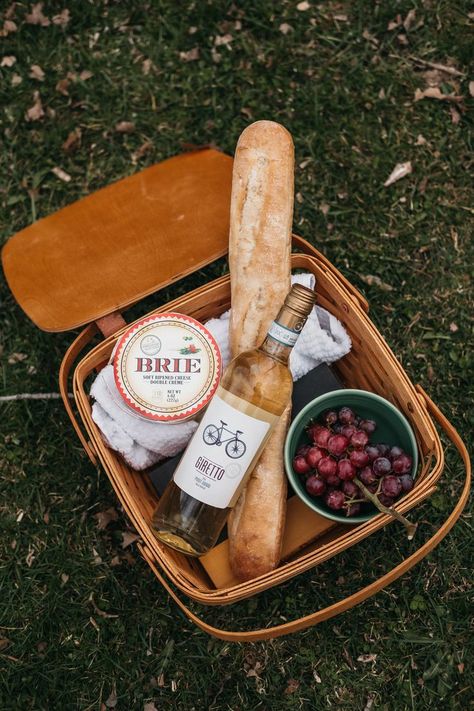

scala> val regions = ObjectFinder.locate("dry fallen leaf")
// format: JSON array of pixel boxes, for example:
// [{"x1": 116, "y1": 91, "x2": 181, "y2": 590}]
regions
[
  {"x1": 79, "y1": 69, "x2": 93, "y2": 81},
  {"x1": 397, "y1": 33, "x2": 409, "y2": 46},
  {"x1": 241, "y1": 106, "x2": 253, "y2": 119},
  {"x1": 62, "y1": 127, "x2": 81, "y2": 153},
  {"x1": 383, "y1": 161, "x2": 412, "y2": 187},
  {"x1": 51, "y1": 166, "x2": 72, "y2": 183},
  {"x1": 144, "y1": 704, "x2": 159, "y2": 711},
  {"x1": 8, "y1": 352, "x2": 28, "y2": 364},
  {"x1": 279, "y1": 23, "x2": 292, "y2": 34},
  {"x1": 52, "y1": 9, "x2": 70, "y2": 26},
  {"x1": 214, "y1": 33, "x2": 233, "y2": 46},
  {"x1": 358, "y1": 653, "x2": 377, "y2": 663},
  {"x1": 29, "y1": 64, "x2": 45, "y2": 81},
  {"x1": 449, "y1": 322, "x2": 459, "y2": 332},
  {"x1": 387, "y1": 15, "x2": 402, "y2": 31},
  {"x1": 449, "y1": 105, "x2": 461, "y2": 124},
  {"x1": 403, "y1": 9, "x2": 417, "y2": 31},
  {"x1": 93, "y1": 507, "x2": 118, "y2": 530},
  {"x1": 414, "y1": 86, "x2": 463, "y2": 103},
  {"x1": 115, "y1": 121, "x2": 135, "y2": 133},
  {"x1": 1, "y1": 55, "x2": 16, "y2": 67},
  {"x1": 0, "y1": 638, "x2": 10, "y2": 652},
  {"x1": 284, "y1": 679, "x2": 300, "y2": 694},
  {"x1": 60, "y1": 573, "x2": 69, "y2": 585},
  {"x1": 297, "y1": 1, "x2": 310, "y2": 10},
  {"x1": 179, "y1": 47, "x2": 199, "y2": 62},
  {"x1": 415, "y1": 134, "x2": 427, "y2": 145},
  {"x1": 56, "y1": 78, "x2": 70, "y2": 95},
  {"x1": 121, "y1": 531, "x2": 140, "y2": 548},
  {"x1": 469, "y1": 81, "x2": 474, "y2": 97},
  {"x1": 142, "y1": 58, "x2": 152, "y2": 75},
  {"x1": 333, "y1": 13, "x2": 348, "y2": 22},
  {"x1": 26, "y1": 3, "x2": 50, "y2": 26},
  {"x1": 105, "y1": 684, "x2": 117, "y2": 709},
  {"x1": 211, "y1": 48, "x2": 221, "y2": 63},
  {"x1": 25, "y1": 91, "x2": 44, "y2": 121},
  {"x1": 360, "y1": 274, "x2": 394, "y2": 292},
  {"x1": 1, "y1": 19, "x2": 17, "y2": 36}
]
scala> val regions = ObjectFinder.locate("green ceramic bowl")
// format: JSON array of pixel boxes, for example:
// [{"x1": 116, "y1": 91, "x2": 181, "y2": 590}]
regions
[{"x1": 284, "y1": 389, "x2": 419, "y2": 524}]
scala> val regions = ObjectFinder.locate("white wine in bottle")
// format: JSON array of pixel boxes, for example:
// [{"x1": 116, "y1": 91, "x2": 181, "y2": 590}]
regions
[{"x1": 151, "y1": 283, "x2": 316, "y2": 556}]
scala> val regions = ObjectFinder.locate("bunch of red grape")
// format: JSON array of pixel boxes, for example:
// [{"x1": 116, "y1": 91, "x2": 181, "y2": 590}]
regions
[{"x1": 292, "y1": 406, "x2": 414, "y2": 517}]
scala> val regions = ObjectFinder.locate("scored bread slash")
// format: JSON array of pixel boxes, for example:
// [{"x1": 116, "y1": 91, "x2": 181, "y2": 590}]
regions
[{"x1": 114, "y1": 313, "x2": 221, "y2": 422}]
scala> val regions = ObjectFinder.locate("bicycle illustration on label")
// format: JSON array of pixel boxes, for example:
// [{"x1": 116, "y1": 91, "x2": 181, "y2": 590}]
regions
[{"x1": 202, "y1": 420, "x2": 247, "y2": 459}]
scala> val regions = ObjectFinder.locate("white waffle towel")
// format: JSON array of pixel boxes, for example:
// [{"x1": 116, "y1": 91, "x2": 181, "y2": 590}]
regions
[{"x1": 90, "y1": 273, "x2": 351, "y2": 469}]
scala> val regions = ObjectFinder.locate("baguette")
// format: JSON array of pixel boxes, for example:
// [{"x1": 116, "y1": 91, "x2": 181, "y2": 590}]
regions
[{"x1": 227, "y1": 120, "x2": 294, "y2": 581}]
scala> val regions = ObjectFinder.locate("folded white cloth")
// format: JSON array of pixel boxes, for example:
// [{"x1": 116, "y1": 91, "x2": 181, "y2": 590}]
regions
[{"x1": 91, "y1": 273, "x2": 351, "y2": 469}]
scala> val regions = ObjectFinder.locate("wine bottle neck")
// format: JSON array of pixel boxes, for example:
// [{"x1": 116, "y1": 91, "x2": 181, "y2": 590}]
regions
[{"x1": 259, "y1": 304, "x2": 310, "y2": 364}]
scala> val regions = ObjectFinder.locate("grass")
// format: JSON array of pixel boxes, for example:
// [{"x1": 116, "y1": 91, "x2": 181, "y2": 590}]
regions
[{"x1": 1, "y1": 1, "x2": 473, "y2": 709}]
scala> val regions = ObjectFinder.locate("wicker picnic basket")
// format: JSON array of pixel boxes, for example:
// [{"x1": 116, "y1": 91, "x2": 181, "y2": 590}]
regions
[{"x1": 2, "y1": 148, "x2": 470, "y2": 642}]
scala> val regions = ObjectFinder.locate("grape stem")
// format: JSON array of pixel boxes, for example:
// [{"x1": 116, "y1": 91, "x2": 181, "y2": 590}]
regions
[{"x1": 354, "y1": 477, "x2": 418, "y2": 540}]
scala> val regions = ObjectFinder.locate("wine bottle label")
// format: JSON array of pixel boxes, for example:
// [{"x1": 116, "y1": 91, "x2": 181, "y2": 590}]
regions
[
  {"x1": 267, "y1": 320, "x2": 300, "y2": 347},
  {"x1": 173, "y1": 386, "x2": 279, "y2": 509}
]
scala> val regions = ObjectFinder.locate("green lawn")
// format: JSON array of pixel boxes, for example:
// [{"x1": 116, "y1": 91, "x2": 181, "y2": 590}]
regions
[{"x1": 1, "y1": 2, "x2": 472, "y2": 709}]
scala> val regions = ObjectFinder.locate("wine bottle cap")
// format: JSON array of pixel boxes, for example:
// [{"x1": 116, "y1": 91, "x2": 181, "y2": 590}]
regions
[{"x1": 283, "y1": 283, "x2": 316, "y2": 317}]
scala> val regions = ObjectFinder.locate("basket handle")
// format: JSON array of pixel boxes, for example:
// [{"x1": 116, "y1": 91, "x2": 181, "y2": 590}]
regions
[{"x1": 139, "y1": 389, "x2": 470, "y2": 642}]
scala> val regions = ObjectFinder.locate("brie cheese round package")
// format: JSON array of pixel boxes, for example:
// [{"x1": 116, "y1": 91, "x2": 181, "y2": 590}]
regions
[{"x1": 114, "y1": 313, "x2": 222, "y2": 422}]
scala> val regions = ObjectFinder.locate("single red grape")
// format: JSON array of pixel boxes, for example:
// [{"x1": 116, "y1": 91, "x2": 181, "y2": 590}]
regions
[
  {"x1": 324, "y1": 410, "x2": 338, "y2": 426},
  {"x1": 332, "y1": 423, "x2": 343, "y2": 434},
  {"x1": 337, "y1": 458, "x2": 356, "y2": 481},
  {"x1": 359, "y1": 465, "x2": 376, "y2": 485},
  {"x1": 399, "y1": 474, "x2": 414, "y2": 492},
  {"x1": 306, "y1": 446, "x2": 326, "y2": 469},
  {"x1": 377, "y1": 443, "x2": 390, "y2": 457},
  {"x1": 345, "y1": 502, "x2": 362, "y2": 516},
  {"x1": 293, "y1": 455, "x2": 311, "y2": 475},
  {"x1": 341, "y1": 424, "x2": 357, "y2": 439},
  {"x1": 373, "y1": 457, "x2": 392, "y2": 476},
  {"x1": 359, "y1": 419, "x2": 376, "y2": 434},
  {"x1": 317, "y1": 456, "x2": 338, "y2": 478},
  {"x1": 381, "y1": 475, "x2": 402, "y2": 498},
  {"x1": 313, "y1": 427, "x2": 332, "y2": 449},
  {"x1": 392, "y1": 453, "x2": 413, "y2": 475},
  {"x1": 349, "y1": 449, "x2": 370, "y2": 468},
  {"x1": 342, "y1": 480, "x2": 360, "y2": 497},
  {"x1": 296, "y1": 444, "x2": 311, "y2": 458},
  {"x1": 306, "y1": 423, "x2": 323, "y2": 442},
  {"x1": 365, "y1": 444, "x2": 380, "y2": 462},
  {"x1": 338, "y1": 407, "x2": 355, "y2": 424},
  {"x1": 326, "y1": 472, "x2": 342, "y2": 488},
  {"x1": 325, "y1": 489, "x2": 346, "y2": 510},
  {"x1": 350, "y1": 429, "x2": 369, "y2": 449},
  {"x1": 327, "y1": 434, "x2": 350, "y2": 457},
  {"x1": 378, "y1": 493, "x2": 394, "y2": 507},
  {"x1": 389, "y1": 445, "x2": 404, "y2": 461},
  {"x1": 306, "y1": 475, "x2": 326, "y2": 497}
]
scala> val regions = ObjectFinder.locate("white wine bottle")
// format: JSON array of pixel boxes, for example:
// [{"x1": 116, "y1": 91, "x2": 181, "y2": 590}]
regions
[{"x1": 151, "y1": 283, "x2": 316, "y2": 556}]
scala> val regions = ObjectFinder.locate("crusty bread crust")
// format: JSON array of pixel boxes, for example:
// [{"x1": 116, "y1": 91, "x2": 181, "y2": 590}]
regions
[{"x1": 228, "y1": 121, "x2": 294, "y2": 581}]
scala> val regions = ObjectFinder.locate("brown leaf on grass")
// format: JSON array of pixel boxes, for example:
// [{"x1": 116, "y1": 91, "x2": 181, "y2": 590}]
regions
[
  {"x1": 414, "y1": 86, "x2": 463, "y2": 103},
  {"x1": 52, "y1": 9, "x2": 70, "y2": 26},
  {"x1": 358, "y1": 653, "x2": 377, "y2": 663},
  {"x1": 8, "y1": 352, "x2": 28, "y2": 364},
  {"x1": 214, "y1": 33, "x2": 233, "y2": 46},
  {"x1": 56, "y1": 78, "x2": 70, "y2": 95},
  {"x1": 29, "y1": 64, "x2": 45, "y2": 81},
  {"x1": 62, "y1": 127, "x2": 81, "y2": 153},
  {"x1": 279, "y1": 23, "x2": 292, "y2": 34},
  {"x1": 333, "y1": 13, "x2": 348, "y2": 22},
  {"x1": 60, "y1": 573, "x2": 69, "y2": 585},
  {"x1": 449, "y1": 322, "x2": 459, "y2": 332},
  {"x1": 132, "y1": 141, "x2": 153, "y2": 164},
  {"x1": 403, "y1": 9, "x2": 417, "y2": 31},
  {"x1": 284, "y1": 679, "x2": 300, "y2": 694},
  {"x1": 383, "y1": 161, "x2": 412, "y2": 186},
  {"x1": 387, "y1": 15, "x2": 402, "y2": 31},
  {"x1": 51, "y1": 166, "x2": 72, "y2": 183},
  {"x1": 397, "y1": 33, "x2": 409, "y2": 46},
  {"x1": 105, "y1": 684, "x2": 117, "y2": 709},
  {"x1": 415, "y1": 133, "x2": 427, "y2": 145},
  {"x1": 449, "y1": 105, "x2": 461, "y2": 124},
  {"x1": 359, "y1": 274, "x2": 394, "y2": 292},
  {"x1": 93, "y1": 507, "x2": 118, "y2": 530},
  {"x1": 11, "y1": 73, "x2": 22, "y2": 86},
  {"x1": 241, "y1": 106, "x2": 253, "y2": 119},
  {"x1": 1, "y1": 19, "x2": 17, "y2": 36},
  {"x1": 25, "y1": 3, "x2": 50, "y2": 26},
  {"x1": 144, "y1": 704, "x2": 159, "y2": 711},
  {"x1": 25, "y1": 91, "x2": 44, "y2": 121},
  {"x1": 0, "y1": 638, "x2": 10, "y2": 651},
  {"x1": 1, "y1": 55, "x2": 16, "y2": 67},
  {"x1": 296, "y1": 1, "x2": 310, "y2": 10},
  {"x1": 115, "y1": 120, "x2": 135, "y2": 133},
  {"x1": 179, "y1": 47, "x2": 199, "y2": 62},
  {"x1": 79, "y1": 69, "x2": 93, "y2": 81},
  {"x1": 469, "y1": 81, "x2": 474, "y2": 97},
  {"x1": 142, "y1": 58, "x2": 152, "y2": 75},
  {"x1": 121, "y1": 531, "x2": 140, "y2": 548}
]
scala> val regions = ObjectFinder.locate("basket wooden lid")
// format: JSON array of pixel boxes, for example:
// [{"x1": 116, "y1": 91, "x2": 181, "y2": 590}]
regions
[{"x1": 1, "y1": 149, "x2": 233, "y2": 332}]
